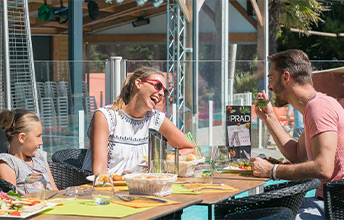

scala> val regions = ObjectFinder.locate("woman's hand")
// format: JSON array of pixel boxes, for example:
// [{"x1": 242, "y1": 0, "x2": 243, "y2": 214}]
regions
[{"x1": 179, "y1": 147, "x2": 196, "y2": 155}]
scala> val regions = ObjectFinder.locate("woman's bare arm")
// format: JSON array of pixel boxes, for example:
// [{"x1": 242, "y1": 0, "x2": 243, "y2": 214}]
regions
[
  {"x1": 159, "y1": 117, "x2": 195, "y2": 154},
  {"x1": 0, "y1": 162, "x2": 17, "y2": 191},
  {"x1": 90, "y1": 111, "x2": 109, "y2": 174}
]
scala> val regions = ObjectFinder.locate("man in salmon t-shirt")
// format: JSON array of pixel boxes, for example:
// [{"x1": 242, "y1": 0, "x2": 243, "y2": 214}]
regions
[{"x1": 249, "y1": 49, "x2": 344, "y2": 219}]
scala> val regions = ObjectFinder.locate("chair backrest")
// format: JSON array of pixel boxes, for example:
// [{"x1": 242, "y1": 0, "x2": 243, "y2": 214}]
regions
[
  {"x1": 48, "y1": 162, "x2": 89, "y2": 190},
  {"x1": 224, "y1": 207, "x2": 294, "y2": 220},
  {"x1": 0, "y1": 177, "x2": 16, "y2": 193},
  {"x1": 215, "y1": 179, "x2": 321, "y2": 219},
  {"x1": 52, "y1": 149, "x2": 88, "y2": 170},
  {"x1": 324, "y1": 179, "x2": 344, "y2": 220}
]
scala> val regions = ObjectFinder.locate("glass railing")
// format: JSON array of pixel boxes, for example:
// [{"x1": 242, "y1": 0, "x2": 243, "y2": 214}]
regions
[{"x1": 1, "y1": 59, "x2": 343, "y2": 160}]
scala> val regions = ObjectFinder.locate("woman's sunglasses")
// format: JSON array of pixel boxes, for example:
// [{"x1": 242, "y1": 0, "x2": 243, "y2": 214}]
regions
[{"x1": 141, "y1": 79, "x2": 170, "y2": 96}]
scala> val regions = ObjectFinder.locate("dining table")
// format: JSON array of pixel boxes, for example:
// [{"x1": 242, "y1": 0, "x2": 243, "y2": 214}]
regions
[{"x1": 26, "y1": 172, "x2": 267, "y2": 220}]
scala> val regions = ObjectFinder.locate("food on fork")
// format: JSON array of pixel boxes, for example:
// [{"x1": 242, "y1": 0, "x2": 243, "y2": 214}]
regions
[{"x1": 255, "y1": 98, "x2": 270, "y2": 108}]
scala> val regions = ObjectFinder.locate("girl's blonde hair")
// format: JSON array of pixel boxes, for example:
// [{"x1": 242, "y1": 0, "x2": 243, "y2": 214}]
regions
[
  {"x1": 0, "y1": 109, "x2": 40, "y2": 142},
  {"x1": 109, "y1": 66, "x2": 164, "y2": 112}
]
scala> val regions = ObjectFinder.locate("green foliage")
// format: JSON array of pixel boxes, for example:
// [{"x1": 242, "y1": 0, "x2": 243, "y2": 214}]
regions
[
  {"x1": 278, "y1": 2, "x2": 344, "y2": 63},
  {"x1": 233, "y1": 70, "x2": 258, "y2": 102},
  {"x1": 280, "y1": 0, "x2": 325, "y2": 32}
]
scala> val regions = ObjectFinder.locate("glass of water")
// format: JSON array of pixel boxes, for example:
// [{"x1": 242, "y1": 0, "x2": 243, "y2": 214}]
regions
[
  {"x1": 194, "y1": 162, "x2": 214, "y2": 184},
  {"x1": 214, "y1": 145, "x2": 230, "y2": 170},
  {"x1": 24, "y1": 173, "x2": 47, "y2": 199},
  {"x1": 92, "y1": 174, "x2": 115, "y2": 205}
]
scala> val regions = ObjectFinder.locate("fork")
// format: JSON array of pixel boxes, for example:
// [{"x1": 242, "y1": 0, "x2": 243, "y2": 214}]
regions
[
  {"x1": 189, "y1": 187, "x2": 233, "y2": 192},
  {"x1": 114, "y1": 195, "x2": 167, "y2": 203}
]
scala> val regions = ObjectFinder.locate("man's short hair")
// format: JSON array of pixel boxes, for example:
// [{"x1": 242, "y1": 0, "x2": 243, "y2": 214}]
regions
[{"x1": 268, "y1": 49, "x2": 313, "y2": 85}]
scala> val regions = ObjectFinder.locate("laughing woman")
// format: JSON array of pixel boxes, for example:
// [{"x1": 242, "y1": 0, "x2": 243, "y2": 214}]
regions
[{"x1": 82, "y1": 67, "x2": 195, "y2": 175}]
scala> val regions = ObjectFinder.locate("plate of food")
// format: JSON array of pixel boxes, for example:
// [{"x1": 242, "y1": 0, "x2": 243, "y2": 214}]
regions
[
  {"x1": 223, "y1": 161, "x2": 253, "y2": 174},
  {"x1": 0, "y1": 191, "x2": 57, "y2": 219},
  {"x1": 86, "y1": 174, "x2": 127, "y2": 186}
]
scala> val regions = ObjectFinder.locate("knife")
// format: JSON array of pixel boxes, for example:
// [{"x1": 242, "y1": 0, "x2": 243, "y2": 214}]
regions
[
  {"x1": 129, "y1": 196, "x2": 168, "y2": 203},
  {"x1": 47, "y1": 192, "x2": 58, "y2": 200}
]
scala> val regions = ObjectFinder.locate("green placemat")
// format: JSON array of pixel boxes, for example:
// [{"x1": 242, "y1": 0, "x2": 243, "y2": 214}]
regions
[
  {"x1": 172, "y1": 184, "x2": 201, "y2": 194},
  {"x1": 42, "y1": 199, "x2": 151, "y2": 218}
]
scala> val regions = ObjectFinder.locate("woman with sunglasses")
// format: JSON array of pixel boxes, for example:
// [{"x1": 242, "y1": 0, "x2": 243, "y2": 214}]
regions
[
  {"x1": 0, "y1": 109, "x2": 58, "y2": 195},
  {"x1": 82, "y1": 67, "x2": 195, "y2": 175}
]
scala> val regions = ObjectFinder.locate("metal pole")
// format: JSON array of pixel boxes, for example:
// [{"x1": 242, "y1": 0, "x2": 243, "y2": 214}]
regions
[
  {"x1": 172, "y1": 103, "x2": 177, "y2": 126},
  {"x1": 209, "y1": 100, "x2": 213, "y2": 146},
  {"x1": 78, "y1": 110, "x2": 84, "y2": 149},
  {"x1": 3, "y1": 0, "x2": 11, "y2": 109}
]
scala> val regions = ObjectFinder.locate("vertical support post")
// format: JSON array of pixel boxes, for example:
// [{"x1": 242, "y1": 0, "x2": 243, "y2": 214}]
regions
[
  {"x1": 78, "y1": 110, "x2": 84, "y2": 149},
  {"x1": 192, "y1": 0, "x2": 199, "y2": 132},
  {"x1": 222, "y1": 0, "x2": 229, "y2": 110},
  {"x1": 68, "y1": 0, "x2": 83, "y2": 115},
  {"x1": 172, "y1": 103, "x2": 177, "y2": 125},
  {"x1": 2, "y1": 0, "x2": 11, "y2": 109},
  {"x1": 209, "y1": 100, "x2": 213, "y2": 146}
]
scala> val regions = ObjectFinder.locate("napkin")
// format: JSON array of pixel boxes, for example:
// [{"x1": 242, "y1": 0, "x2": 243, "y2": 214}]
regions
[
  {"x1": 82, "y1": 184, "x2": 128, "y2": 192},
  {"x1": 172, "y1": 184, "x2": 201, "y2": 194},
  {"x1": 112, "y1": 197, "x2": 180, "y2": 208},
  {"x1": 182, "y1": 183, "x2": 239, "y2": 193},
  {"x1": 43, "y1": 199, "x2": 150, "y2": 218}
]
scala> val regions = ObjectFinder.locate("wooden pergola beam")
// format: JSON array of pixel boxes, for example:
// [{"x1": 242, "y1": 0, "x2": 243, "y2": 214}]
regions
[
  {"x1": 84, "y1": 34, "x2": 167, "y2": 43},
  {"x1": 250, "y1": 0, "x2": 263, "y2": 26},
  {"x1": 229, "y1": 0, "x2": 257, "y2": 29},
  {"x1": 177, "y1": 0, "x2": 192, "y2": 22}
]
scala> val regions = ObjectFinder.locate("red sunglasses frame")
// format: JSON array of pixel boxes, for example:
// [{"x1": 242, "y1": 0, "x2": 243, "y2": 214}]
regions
[{"x1": 141, "y1": 79, "x2": 170, "y2": 96}]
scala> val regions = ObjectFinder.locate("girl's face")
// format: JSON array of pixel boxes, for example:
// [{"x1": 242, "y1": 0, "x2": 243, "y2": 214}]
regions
[
  {"x1": 138, "y1": 74, "x2": 167, "y2": 110},
  {"x1": 21, "y1": 121, "x2": 43, "y2": 157}
]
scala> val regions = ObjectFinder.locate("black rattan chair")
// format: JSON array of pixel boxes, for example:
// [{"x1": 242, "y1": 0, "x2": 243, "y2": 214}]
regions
[
  {"x1": 52, "y1": 148, "x2": 88, "y2": 170},
  {"x1": 49, "y1": 162, "x2": 90, "y2": 190},
  {"x1": 224, "y1": 207, "x2": 294, "y2": 220},
  {"x1": 215, "y1": 179, "x2": 321, "y2": 219},
  {"x1": 0, "y1": 177, "x2": 16, "y2": 192},
  {"x1": 324, "y1": 179, "x2": 344, "y2": 220}
]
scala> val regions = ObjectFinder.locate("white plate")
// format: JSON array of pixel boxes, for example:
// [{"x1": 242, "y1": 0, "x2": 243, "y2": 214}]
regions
[
  {"x1": 86, "y1": 175, "x2": 126, "y2": 186},
  {"x1": 0, "y1": 203, "x2": 57, "y2": 219}
]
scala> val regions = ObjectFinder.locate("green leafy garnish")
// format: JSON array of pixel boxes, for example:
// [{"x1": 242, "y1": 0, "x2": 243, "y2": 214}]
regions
[
  {"x1": 255, "y1": 99, "x2": 270, "y2": 108},
  {"x1": 7, "y1": 190, "x2": 21, "y2": 201}
]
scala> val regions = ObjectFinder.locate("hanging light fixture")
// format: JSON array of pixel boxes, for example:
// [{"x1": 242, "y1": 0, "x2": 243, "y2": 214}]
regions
[{"x1": 132, "y1": 16, "x2": 150, "y2": 27}]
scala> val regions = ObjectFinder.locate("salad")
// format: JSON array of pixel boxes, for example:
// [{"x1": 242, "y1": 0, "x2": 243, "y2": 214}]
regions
[
  {"x1": 227, "y1": 161, "x2": 252, "y2": 170},
  {"x1": 0, "y1": 191, "x2": 46, "y2": 217}
]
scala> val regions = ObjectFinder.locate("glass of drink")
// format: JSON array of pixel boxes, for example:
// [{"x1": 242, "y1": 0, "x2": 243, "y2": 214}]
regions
[
  {"x1": 194, "y1": 162, "x2": 213, "y2": 184},
  {"x1": 92, "y1": 174, "x2": 115, "y2": 205},
  {"x1": 214, "y1": 145, "x2": 230, "y2": 170},
  {"x1": 24, "y1": 173, "x2": 47, "y2": 200}
]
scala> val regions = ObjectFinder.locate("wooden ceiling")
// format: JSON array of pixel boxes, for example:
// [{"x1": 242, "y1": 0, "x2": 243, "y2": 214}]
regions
[{"x1": 28, "y1": 0, "x2": 167, "y2": 35}]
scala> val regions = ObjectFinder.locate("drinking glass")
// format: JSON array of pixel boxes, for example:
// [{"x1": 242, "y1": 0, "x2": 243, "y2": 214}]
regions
[
  {"x1": 194, "y1": 162, "x2": 213, "y2": 184},
  {"x1": 24, "y1": 173, "x2": 47, "y2": 199},
  {"x1": 214, "y1": 145, "x2": 230, "y2": 169},
  {"x1": 200, "y1": 145, "x2": 213, "y2": 163},
  {"x1": 92, "y1": 174, "x2": 115, "y2": 205}
]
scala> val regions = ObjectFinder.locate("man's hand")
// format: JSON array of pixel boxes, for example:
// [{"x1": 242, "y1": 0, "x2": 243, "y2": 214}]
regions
[
  {"x1": 249, "y1": 157, "x2": 273, "y2": 178},
  {"x1": 254, "y1": 90, "x2": 275, "y2": 123}
]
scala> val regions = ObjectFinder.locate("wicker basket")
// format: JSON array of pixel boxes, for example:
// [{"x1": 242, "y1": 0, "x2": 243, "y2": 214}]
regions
[
  {"x1": 124, "y1": 173, "x2": 177, "y2": 197},
  {"x1": 166, "y1": 156, "x2": 205, "y2": 177}
]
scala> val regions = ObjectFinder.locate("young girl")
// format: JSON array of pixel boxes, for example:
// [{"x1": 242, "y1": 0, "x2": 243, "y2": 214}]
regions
[
  {"x1": 82, "y1": 67, "x2": 195, "y2": 175},
  {"x1": 0, "y1": 109, "x2": 57, "y2": 195}
]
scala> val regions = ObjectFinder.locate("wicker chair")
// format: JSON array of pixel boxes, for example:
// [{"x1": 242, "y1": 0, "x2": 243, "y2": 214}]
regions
[
  {"x1": 324, "y1": 179, "x2": 344, "y2": 220},
  {"x1": 49, "y1": 162, "x2": 90, "y2": 190},
  {"x1": 224, "y1": 207, "x2": 294, "y2": 220},
  {"x1": 0, "y1": 177, "x2": 16, "y2": 193},
  {"x1": 214, "y1": 179, "x2": 321, "y2": 219},
  {"x1": 52, "y1": 148, "x2": 88, "y2": 169}
]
